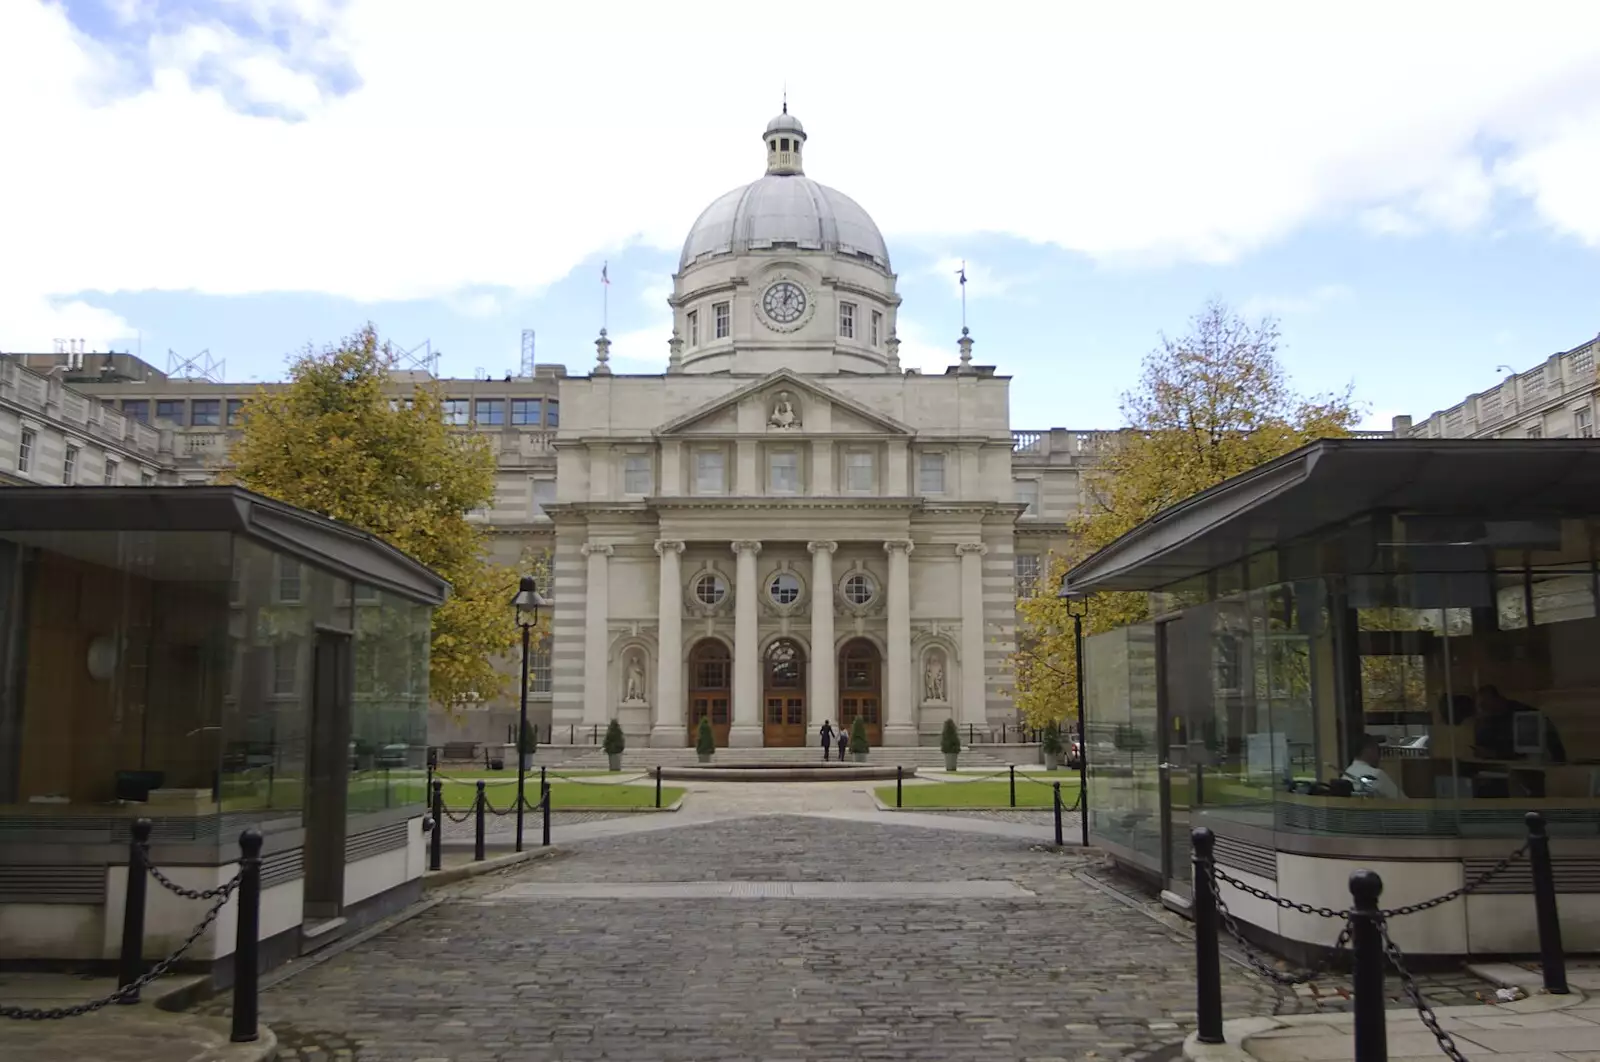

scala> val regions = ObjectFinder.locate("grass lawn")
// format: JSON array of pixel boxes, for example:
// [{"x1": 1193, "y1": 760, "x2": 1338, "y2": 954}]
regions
[
  {"x1": 877, "y1": 778, "x2": 1081, "y2": 809},
  {"x1": 436, "y1": 778, "x2": 683, "y2": 811}
]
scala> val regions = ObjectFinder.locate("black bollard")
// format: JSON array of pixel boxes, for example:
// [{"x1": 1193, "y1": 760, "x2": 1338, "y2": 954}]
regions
[
  {"x1": 429, "y1": 779, "x2": 443, "y2": 872},
  {"x1": 1009, "y1": 764, "x2": 1016, "y2": 808},
  {"x1": 230, "y1": 828, "x2": 263, "y2": 1043},
  {"x1": 1349, "y1": 869, "x2": 1387, "y2": 1062},
  {"x1": 1053, "y1": 782, "x2": 1063, "y2": 846},
  {"x1": 1191, "y1": 828, "x2": 1224, "y2": 1045},
  {"x1": 896, "y1": 765, "x2": 903, "y2": 808},
  {"x1": 656, "y1": 766, "x2": 663, "y2": 809},
  {"x1": 541, "y1": 781, "x2": 552, "y2": 847},
  {"x1": 1526, "y1": 812, "x2": 1569, "y2": 994},
  {"x1": 117, "y1": 818, "x2": 153, "y2": 1003},
  {"x1": 474, "y1": 780, "x2": 486, "y2": 862}
]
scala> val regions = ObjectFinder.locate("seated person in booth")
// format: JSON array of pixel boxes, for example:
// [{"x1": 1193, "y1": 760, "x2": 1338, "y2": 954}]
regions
[{"x1": 1343, "y1": 735, "x2": 1401, "y2": 799}]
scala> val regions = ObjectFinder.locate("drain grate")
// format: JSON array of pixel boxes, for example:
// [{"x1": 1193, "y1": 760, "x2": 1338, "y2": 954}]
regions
[{"x1": 490, "y1": 880, "x2": 1033, "y2": 900}]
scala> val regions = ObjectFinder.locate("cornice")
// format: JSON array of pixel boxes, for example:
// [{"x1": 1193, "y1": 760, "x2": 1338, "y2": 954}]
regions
[
  {"x1": 670, "y1": 277, "x2": 746, "y2": 307},
  {"x1": 651, "y1": 495, "x2": 924, "y2": 513}
]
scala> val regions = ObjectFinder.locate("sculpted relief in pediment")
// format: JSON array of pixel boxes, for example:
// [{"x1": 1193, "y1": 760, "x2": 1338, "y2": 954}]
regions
[{"x1": 767, "y1": 390, "x2": 802, "y2": 431}]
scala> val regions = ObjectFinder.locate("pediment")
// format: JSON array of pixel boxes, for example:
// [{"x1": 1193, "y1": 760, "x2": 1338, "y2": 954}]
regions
[{"x1": 655, "y1": 369, "x2": 913, "y2": 438}]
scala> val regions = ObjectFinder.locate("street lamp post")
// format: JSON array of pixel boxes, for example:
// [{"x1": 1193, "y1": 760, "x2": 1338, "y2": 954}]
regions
[
  {"x1": 511, "y1": 575, "x2": 550, "y2": 853},
  {"x1": 1057, "y1": 576, "x2": 1090, "y2": 847}
]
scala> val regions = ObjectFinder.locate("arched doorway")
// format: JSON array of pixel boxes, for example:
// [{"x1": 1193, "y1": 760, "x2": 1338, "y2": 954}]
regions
[
  {"x1": 839, "y1": 638, "x2": 882, "y2": 749},
  {"x1": 762, "y1": 638, "x2": 806, "y2": 747},
  {"x1": 687, "y1": 640, "x2": 731, "y2": 747}
]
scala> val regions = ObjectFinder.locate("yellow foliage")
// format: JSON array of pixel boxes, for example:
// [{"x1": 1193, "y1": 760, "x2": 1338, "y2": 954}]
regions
[
  {"x1": 1011, "y1": 300, "x2": 1365, "y2": 728},
  {"x1": 226, "y1": 325, "x2": 529, "y2": 712}
]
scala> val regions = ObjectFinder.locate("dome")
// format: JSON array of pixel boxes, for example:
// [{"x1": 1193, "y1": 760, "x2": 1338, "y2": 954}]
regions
[
  {"x1": 679, "y1": 175, "x2": 891, "y2": 272},
  {"x1": 678, "y1": 109, "x2": 890, "y2": 273}
]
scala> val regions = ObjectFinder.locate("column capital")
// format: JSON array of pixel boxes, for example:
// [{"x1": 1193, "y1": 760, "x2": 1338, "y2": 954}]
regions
[
  {"x1": 955, "y1": 542, "x2": 988, "y2": 557},
  {"x1": 882, "y1": 539, "x2": 915, "y2": 556},
  {"x1": 581, "y1": 542, "x2": 614, "y2": 558},
  {"x1": 731, "y1": 540, "x2": 763, "y2": 557},
  {"x1": 653, "y1": 539, "x2": 686, "y2": 557},
  {"x1": 806, "y1": 540, "x2": 838, "y2": 556}
]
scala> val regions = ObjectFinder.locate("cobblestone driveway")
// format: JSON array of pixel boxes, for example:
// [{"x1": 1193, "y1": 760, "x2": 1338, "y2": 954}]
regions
[{"x1": 254, "y1": 815, "x2": 1280, "y2": 1061}]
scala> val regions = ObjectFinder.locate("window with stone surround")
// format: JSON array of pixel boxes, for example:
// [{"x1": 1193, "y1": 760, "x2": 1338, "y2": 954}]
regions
[
  {"x1": 475, "y1": 399, "x2": 505, "y2": 426},
  {"x1": 528, "y1": 644, "x2": 552, "y2": 694},
  {"x1": 1572, "y1": 348, "x2": 1595, "y2": 380},
  {"x1": 103, "y1": 458, "x2": 118, "y2": 486},
  {"x1": 695, "y1": 449, "x2": 727, "y2": 495},
  {"x1": 63, "y1": 444, "x2": 78, "y2": 485},
  {"x1": 714, "y1": 302, "x2": 731, "y2": 339},
  {"x1": 768, "y1": 572, "x2": 801, "y2": 605},
  {"x1": 17, "y1": 429, "x2": 34, "y2": 474},
  {"x1": 1576, "y1": 408, "x2": 1594, "y2": 438},
  {"x1": 870, "y1": 310, "x2": 882, "y2": 346},
  {"x1": 918, "y1": 452, "x2": 945, "y2": 494},
  {"x1": 839, "y1": 302, "x2": 856, "y2": 339},
  {"x1": 512, "y1": 398, "x2": 543, "y2": 426},
  {"x1": 623, "y1": 453, "x2": 652, "y2": 495},
  {"x1": 694, "y1": 572, "x2": 727, "y2": 607},
  {"x1": 1015, "y1": 479, "x2": 1040, "y2": 517},
  {"x1": 687, "y1": 310, "x2": 699, "y2": 348},
  {"x1": 191, "y1": 399, "x2": 221, "y2": 426},
  {"x1": 843, "y1": 572, "x2": 877, "y2": 607},
  {"x1": 844, "y1": 449, "x2": 874, "y2": 493},
  {"x1": 1015, "y1": 554, "x2": 1040, "y2": 598},
  {"x1": 768, "y1": 449, "x2": 799, "y2": 494},
  {"x1": 1528, "y1": 423, "x2": 1543, "y2": 439}
]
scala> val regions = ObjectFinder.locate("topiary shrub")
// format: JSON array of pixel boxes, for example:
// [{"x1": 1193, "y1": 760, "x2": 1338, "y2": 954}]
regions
[
  {"x1": 850, "y1": 715, "x2": 869, "y2": 756},
  {"x1": 940, "y1": 718, "x2": 962, "y2": 755},
  {"x1": 1042, "y1": 722, "x2": 1064, "y2": 756},
  {"x1": 603, "y1": 719, "x2": 626, "y2": 755},
  {"x1": 696, "y1": 716, "x2": 716, "y2": 757}
]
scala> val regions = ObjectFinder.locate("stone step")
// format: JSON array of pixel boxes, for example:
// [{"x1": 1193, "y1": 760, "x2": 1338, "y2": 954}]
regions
[{"x1": 546, "y1": 746, "x2": 1016, "y2": 771}]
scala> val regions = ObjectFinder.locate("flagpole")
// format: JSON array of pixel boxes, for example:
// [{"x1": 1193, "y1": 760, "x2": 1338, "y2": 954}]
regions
[
  {"x1": 602, "y1": 261, "x2": 609, "y2": 334},
  {"x1": 957, "y1": 260, "x2": 968, "y2": 331}
]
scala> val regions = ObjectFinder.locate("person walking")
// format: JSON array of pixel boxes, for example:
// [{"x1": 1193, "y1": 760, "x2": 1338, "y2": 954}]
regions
[
  {"x1": 819, "y1": 720, "x2": 835, "y2": 761},
  {"x1": 837, "y1": 726, "x2": 850, "y2": 761}
]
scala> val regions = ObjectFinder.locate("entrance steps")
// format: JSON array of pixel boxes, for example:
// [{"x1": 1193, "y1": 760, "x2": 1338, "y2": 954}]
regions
[{"x1": 547, "y1": 745, "x2": 1015, "y2": 771}]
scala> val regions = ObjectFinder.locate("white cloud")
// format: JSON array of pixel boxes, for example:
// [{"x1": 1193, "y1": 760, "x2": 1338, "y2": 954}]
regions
[
  {"x1": 3, "y1": 0, "x2": 1600, "y2": 349},
  {"x1": 927, "y1": 256, "x2": 1030, "y2": 302},
  {"x1": 0, "y1": 292, "x2": 136, "y2": 353},
  {"x1": 893, "y1": 319, "x2": 962, "y2": 374},
  {"x1": 1241, "y1": 284, "x2": 1353, "y2": 318}
]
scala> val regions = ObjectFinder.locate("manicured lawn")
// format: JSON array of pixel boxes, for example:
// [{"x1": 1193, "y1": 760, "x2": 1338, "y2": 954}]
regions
[
  {"x1": 877, "y1": 778, "x2": 1080, "y2": 809},
  {"x1": 435, "y1": 778, "x2": 682, "y2": 811}
]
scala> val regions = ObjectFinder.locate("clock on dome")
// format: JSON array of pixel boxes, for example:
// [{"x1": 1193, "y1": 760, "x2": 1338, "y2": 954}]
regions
[{"x1": 761, "y1": 280, "x2": 807, "y2": 325}]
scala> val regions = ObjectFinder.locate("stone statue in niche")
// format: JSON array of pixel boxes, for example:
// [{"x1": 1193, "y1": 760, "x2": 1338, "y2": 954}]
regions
[
  {"x1": 923, "y1": 651, "x2": 947, "y2": 702},
  {"x1": 622, "y1": 652, "x2": 647, "y2": 704},
  {"x1": 769, "y1": 391, "x2": 800, "y2": 430}
]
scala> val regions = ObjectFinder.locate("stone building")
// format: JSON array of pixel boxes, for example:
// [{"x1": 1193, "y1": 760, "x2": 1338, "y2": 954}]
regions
[{"x1": 1406, "y1": 330, "x2": 1600, "y2": 440}]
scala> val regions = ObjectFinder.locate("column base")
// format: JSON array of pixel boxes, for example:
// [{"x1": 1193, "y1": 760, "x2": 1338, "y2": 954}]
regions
[
  {"x1": 882, "y1": 723, "x2": 919, "y2": 748},
  {"x1": 727, "y1": 724, "x2": 765, "y2": 749},
  {"x1": 649, "y1": 725, "x2": 686, "y2": 748}
]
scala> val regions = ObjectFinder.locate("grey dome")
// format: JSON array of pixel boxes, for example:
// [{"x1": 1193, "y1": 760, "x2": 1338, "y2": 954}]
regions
[
  {"x1": 766, "y1": 111, "x2": 805, "y2": 136},
  {"x1": 678, "y1": 175, "x2": 891, "y2": 272}
]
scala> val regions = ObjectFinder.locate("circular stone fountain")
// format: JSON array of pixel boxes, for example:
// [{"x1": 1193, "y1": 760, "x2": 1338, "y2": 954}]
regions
[{"x1": 657, "y1": 762, "x2": 914, "y2": 782}]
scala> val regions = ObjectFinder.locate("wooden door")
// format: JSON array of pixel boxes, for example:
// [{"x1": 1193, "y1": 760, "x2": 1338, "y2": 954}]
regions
[
  {"x1": 839, "y1": 639, "x2": 883, "y2": 749},
  {"x1": 762, "y1": 638, "x2": 806, "y2": 747},
  {"x1": 687, "y1": 640, "x2": 731, "y2": 747}
]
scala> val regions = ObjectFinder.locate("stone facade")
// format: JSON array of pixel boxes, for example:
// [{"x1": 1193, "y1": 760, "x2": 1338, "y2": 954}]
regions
[{"x1": 1407, "y1": 330, "x2": 1600, "y2": 440}]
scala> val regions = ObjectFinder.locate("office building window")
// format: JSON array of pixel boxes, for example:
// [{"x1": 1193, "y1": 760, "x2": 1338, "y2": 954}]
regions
[
  {"x1": 546, "y1": 400, "x2": 559, "y2": 427},
  {"x1": 63, "y1": 445, "x2": 78, "y2": 485},
  {"x1": 226, "y1": 399, "x2": 246, "y2": 425},
  {"x1": 442, "y1": 399, "x2": 470, "y2": 426},
  {"x1": 714, "y1": 301, "x2": 731, "y2": 339},
  {"x1": 839, "y1": 302, "x2": 855, "y2": 339},
  {"x1": 695, "y1": 450, "x2": 727, "y2": 495},
  {"x1": 769, "y1": 450, "x2": 800, "y2": 494},
  {"x1": 623, "y1": 454, "x2": 653, "y2": 495},
  {"x1": 918, "y1": 452, "x2": 945, "y2": 494},
  {"x1": 1015, "y1": 554, "x2": 1041, "y2": 598},
  {"x1": 512, "y1": 398, "x2": 543, "y2": 426},
  {"x1": 156, "y1": 399, "x2": 185, "y2": 424},
  {"x1": 844, "y1": 450, "x2": 874, "y2": 493},
  {"x1": 17, "y1": 429, "x2": 34, "y2": 474},
  {"x1": 122, "y1": 399, "x2": 149, "y2": 422},
  {"x1": 103, "y1": 458, "x2": 118, "y2": 486},
  {"x1": 475, "y1": 399, "x2": 505, "y2": 426},
  {"x1": 687, "y1": 310, "x2": 699, "y2": 348},
  {"x1": 1015, "y1": 479, "x2": 1040, "y2": 516},
  {"x1": 191, "y1": 399, "x2": 221, "y2": 426}
]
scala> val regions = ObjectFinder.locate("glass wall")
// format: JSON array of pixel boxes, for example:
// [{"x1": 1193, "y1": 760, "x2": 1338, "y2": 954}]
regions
[
  {"x1": 348, "y1": 586, "x2": 431, "y2": 812},
  {"x1": 1084, "y1": 624, "x2": 1162, "y2": 868}
]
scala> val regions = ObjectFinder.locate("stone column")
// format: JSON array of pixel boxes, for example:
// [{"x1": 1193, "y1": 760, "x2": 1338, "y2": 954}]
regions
[
  {"x1": 729, "y1": 540, "x2": 764, "y2": 747},
  {"x1": 651, "y1": 539, "x2": 685, "y2": 747},
  {"x1": 581, "y1": 542, "x2": 613, "y2": 728},
  {"x1": 806, "y1": 540, "x2": 837, "y2": 727},
  {"x1": 883, "y1": 538, "x2": 916, "y2": 746},
  {"x1": 957, "y1": 543, "x2": 989, "y2": 728}
]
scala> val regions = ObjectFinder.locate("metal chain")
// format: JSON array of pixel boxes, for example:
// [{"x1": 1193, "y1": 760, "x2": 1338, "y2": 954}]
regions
[
  {"x1": 1212, "y1": 864, "x2": 1349, "y2": 919},
  {"x1": 139, "y1": 845, "x2": 239, "y2": 901},
  {"x1": 546, "y1": 771, "x2": 651, "y2": 787},
  {"x1": 1209, "y1": 863, "x2": 1352, "y2": 986},
  {"x1": 1381, "y1": 843, "x2": 1526, "y2": 918},
  {"x1": 1381, "y1": 919, "x2": 1472, "y2": 1062},
  {"x1": 439, "y1": 803, "x2": 474, "y2": 823},
  {"x1": 0, "y1": 876, "x2": 238, "y2": 1021}
]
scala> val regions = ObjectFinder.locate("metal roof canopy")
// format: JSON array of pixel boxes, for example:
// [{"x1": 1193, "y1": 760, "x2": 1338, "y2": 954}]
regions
[
  {"x1": 0, "y1": 486, "x2": 449, "y2": 606},
  {"x1": 1063, "y1": 439, "x2": 1600, "y2": 594}
]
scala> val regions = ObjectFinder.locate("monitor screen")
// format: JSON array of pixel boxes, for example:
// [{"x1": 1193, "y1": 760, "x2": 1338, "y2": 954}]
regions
[{"x1": 1512, "y1": 711, "x2": 1545, "y2": 757}]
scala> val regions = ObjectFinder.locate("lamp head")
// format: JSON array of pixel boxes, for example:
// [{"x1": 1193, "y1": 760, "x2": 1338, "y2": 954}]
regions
[{"x1": 511, "y1": 575, "x2": 550, "y2": 620}]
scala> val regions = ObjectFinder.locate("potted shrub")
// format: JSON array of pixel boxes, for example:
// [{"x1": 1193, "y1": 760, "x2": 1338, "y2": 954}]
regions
[
  {"x1": 850, "y1": 716, "x2": 869, "y2": 762},
  {"x1": 1042, "y1": 722, "x2": 1063, "y2": 771},
  {"x1": 603, "y1": 720, "x2": 626, "y2": 771},
  {"x1": 696, "y1": 717, "x2": 716, "y2": 763},
  {"x1": 940, "y1": 718, "x2": 961, "y2": 772},
  {"x1": 519, "y1": 726, "x2": 537, "y2": 771}
]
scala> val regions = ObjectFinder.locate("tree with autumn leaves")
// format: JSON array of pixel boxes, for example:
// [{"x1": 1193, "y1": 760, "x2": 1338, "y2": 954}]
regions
[
  {"x1": 1010, "y1": 301, "x2": 1364, "y2": 727},
  {"x1": 228, "y1": 325, "x2": 540, "y2": 712}
]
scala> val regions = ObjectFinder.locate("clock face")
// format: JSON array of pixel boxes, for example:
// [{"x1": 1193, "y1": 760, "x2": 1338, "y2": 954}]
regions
[{"x1": 762, "y1": 281, "x2": 807, "y2": 324}]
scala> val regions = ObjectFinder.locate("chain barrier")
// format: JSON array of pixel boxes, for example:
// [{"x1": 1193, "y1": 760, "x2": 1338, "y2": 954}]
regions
[
  {"x1": 138, "y1": 844, "x2": 240, "y2": 902},
  {"x1": 545, "y1": 770, "x2": 651, "y2": 787},
  {"x1": 1, "y1": 861, "x2": 240, "y2": 1021},
  {"x1": 1209, "y1": 862, "x2": 1352, "y2": 986},
  {"x1": 1381, "y1": 919, "x2": 1471, "y2": 1062}
]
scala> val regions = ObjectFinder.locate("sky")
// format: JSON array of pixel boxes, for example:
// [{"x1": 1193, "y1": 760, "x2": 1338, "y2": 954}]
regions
[{"x1": 3, "y1": 1, "x2": 1599, "y2": 432}]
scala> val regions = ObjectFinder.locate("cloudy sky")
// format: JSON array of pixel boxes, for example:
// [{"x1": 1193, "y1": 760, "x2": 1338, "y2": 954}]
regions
[{"x1": 3, "y1": 0, "x2": 1599, "y2": 431}]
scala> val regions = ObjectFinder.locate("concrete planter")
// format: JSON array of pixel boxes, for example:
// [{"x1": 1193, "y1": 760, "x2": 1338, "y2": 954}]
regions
[
  {"x1": 852, "y1": 751, "x2": 867, "y2": 763},
  {"x1": 1044, "y1": 752, "x2": 1060, "y2": 771},
  {"x1": 944, "y1": 753, "x2": 959, "y2": 771},
  {"x1": 521, "y1": 753, "x2": 535, "y2": 771},
  {"x1": 698, "y1": 752, "x2": 712, "y2": 764},
  {"x1": 607, "y1": 752, "x2": 622, "y2": 771}
]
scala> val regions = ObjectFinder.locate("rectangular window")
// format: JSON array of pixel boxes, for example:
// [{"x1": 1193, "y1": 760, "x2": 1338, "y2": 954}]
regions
[
  {"x1": 687, "y1": 310, "x2": 699, "y2": 348},
  {"x1": 713, "y1": 301, "x2": 731, "y2": 339},
  {"x1": 530, "y1": 478, "x2": 556, "y2": 516},
  {"x1": 1575, "y1": 408, "x2": 1593, "y2": 438},
  {"x1": 17, "y1": 429, "x2": 34, "y2": 474},
  {"x1": 1528, "y1": 424, "x2": 1544, "y2": 439},
  {"x1": 475, "y1": 398, "x2": 505, "y2": 426},
  {"x1": 839, "y1": 302, "x2": 856, "y2": 339},
  {"x1": 140, "y1": 471, "x2": 156, "y2": 486},
  {"x1": 695, "y1": 450, "x2": 726, "y2": 495},
  {"x1": 623, "y1": 454, "x2": 653, "y2": 495},
  {"x1": 528, "y1": 644, "x2": 552, "y2": 694},
  {"x1": 156, "y1": 399, "x2": 185, "y2": 424},
  {"x1": 917, "y1": 452, "x2": 945, "y2": 494},
  {"x1": 512, "y1": 398, "x2": 543, "y2": 426},
  {"x1": 190, "y1": 399, "x2": 221, "y2": 426},
  {"x1": 103, "y1": 458, "x2": 118, "y2": 486},
  {"x1": 1015, "y1": 554, "x2": 1041, "y2": 598},
  {"x1": 442, "y1": 399, "x2": 471, "y2": 426},
  {"x1": 226, "y1": 399, "x2": 246, "y2": 425},
  {"x1": 546, "y1": 400, "x2": 560, "y2": 427},
  {"x1": 769, "y1": 450, "x2": 800, "y2": 494},
  {"x1": 273, "y1": 638, "x2": 299, "y2": 696},
  {"x1": 1015, "y1": 479, "x2": 1040, "y2": 516},
  {"x1": 63, "y1": 444, "x2": 78, "y2": 485},
  {"x1": 844, "y1": 450, "x2": 874, "y2": 493},
  {"x1": 121, "y1": 399, "x2": 149, "y2": 422},
  {"x1": 870, "y1": 310, "x2": 882, "y2": 346},
  {"x1": 277, "y1": 556, "x2": 302, "y2": 602}
]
